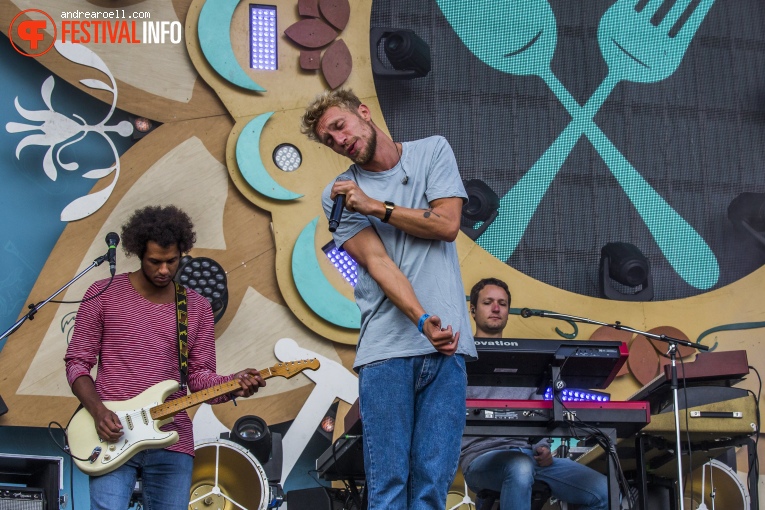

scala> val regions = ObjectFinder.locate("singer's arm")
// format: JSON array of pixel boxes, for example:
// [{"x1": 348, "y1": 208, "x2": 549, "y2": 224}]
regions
[
  {"x1": 342, "y1": 227, "x2": 459, "y2": 354},
  {"x1": 331, "y1": 180, "x2": 462, "y2": 241}
]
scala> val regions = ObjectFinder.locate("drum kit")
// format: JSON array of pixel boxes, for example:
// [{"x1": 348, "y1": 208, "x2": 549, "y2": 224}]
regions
[{"x1": 189, "y1": 438, "x2": 272, "y2": 510}]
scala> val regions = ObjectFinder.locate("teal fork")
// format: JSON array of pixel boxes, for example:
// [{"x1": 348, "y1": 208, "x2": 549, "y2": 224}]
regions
[{"x1": 436, "y1": 0, "x2": 718, "y2": 289}]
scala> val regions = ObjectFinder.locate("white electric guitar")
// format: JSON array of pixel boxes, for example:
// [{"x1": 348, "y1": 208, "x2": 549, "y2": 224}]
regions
[{"x1": 68, "y1": 359, "x2": 320, "y2": 476}]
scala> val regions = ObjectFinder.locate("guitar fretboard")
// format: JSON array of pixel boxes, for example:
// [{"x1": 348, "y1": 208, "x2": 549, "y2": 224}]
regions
[{"x1": 149, "y1": 362, "x2": 306, "y2": 421}]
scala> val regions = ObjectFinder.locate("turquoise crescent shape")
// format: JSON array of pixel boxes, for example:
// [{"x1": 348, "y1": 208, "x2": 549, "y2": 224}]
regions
[
  {"x1": 292, "y1": 217, "x2": 361, "y2": 329},
  {"x1": 198, "y1": 0, "x2": 266, "y2": 92},
  {"x1": 236, "y1": 112, "x2": 303, "y2": 200}
]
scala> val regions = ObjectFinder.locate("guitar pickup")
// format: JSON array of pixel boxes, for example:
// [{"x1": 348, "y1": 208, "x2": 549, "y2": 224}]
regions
[
  {"x1": 88, "y1": 447, "x2": 102, "y2": 463},
  {"x1": 690, "y1": 411, "x2": 742, "y2": 418}
]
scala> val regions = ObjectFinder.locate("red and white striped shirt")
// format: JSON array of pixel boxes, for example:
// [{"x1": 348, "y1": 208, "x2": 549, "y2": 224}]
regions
[{"x1": 65, "y1": 273, "x2": 234, "y2": 457}]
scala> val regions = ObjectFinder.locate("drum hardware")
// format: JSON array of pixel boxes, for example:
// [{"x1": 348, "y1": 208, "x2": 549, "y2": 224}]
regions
[
  {"x1": 683, "y1": 459, "x2": 750, "y2": 510},
  {"x1": 190, "y1": 438, "x2": 283, "y2": 510}
]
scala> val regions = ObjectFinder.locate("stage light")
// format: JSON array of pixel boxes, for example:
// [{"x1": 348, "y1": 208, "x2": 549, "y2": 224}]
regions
[
  {"x1": 128, "y1": 115, "x2": 159, "y2": 140},
  {"x1": 273, "y1": 143, "x2": 302, "y2": 172},
  {"x1": 322, "y1": 240, "x2": 358, "y2": 287},
  {"x1": 544, "y1": 387, "x2": 610, "y2": 402},
  {"x1": 321, "y1": 416, "x2": 335, "y2": 433},
  {"x1": 371, "y1": 28, "x2": 431, "y2": 79},
  {"x1": 460, "y1": 179, "x2": 500, "y2": 241},
  {"x1": 175, "y1": 256, "x2": 228, "y2": 323},
  {"x1": 230, "y1": 415, "x2": 272, "y2": 465},
  {"x1": 728, "y1": 192, "x2": 765, "y2": 248},
  {"x1": 599, "y1": 242, "x2": 654, "y2": 301},
  {"x1": 250, "y1": 5, "x2": 277, "y2": 71}
]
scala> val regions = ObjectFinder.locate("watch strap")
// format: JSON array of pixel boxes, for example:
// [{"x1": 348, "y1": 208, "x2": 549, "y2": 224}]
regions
[{"x1": 382, "y1": 201, "x2": 394, "y2": 223}]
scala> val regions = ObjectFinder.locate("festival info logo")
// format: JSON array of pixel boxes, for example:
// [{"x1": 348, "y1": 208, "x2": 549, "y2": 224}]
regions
[
  {"x1": 9, "y1": 8, "x2": 181, "y2": 57},
  {"x1": 9, "y1": 9, "x2": 57, "y2": 57}
]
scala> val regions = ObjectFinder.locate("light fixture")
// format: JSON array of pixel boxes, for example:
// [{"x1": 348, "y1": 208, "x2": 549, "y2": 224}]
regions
[
  {"x1": 599, "y1": 242, "x2": 654, "y2": 301},
  {"x1": 543, "y1": 387, "x2": 610, "y2": 402},
  {"x1": 250, "y1": 4, "x2": 277, "y2": 71},
  {"x1": 728, "y1": 192, "x2": 765, "y2": 248},
  {"x1": 460, "y1": 179, "x2": 500, "y2": 241},
  {"x1": 175, "y1": 256, "x2": 228, "y2": 322},
  {"x1": 272, "y1": 143, "x2": 302, "y2": 172},
  {"x1": 370, "y1": 28, "x2": 431, "y2": 79},
  {"x1": 128, "y1": 115, "x2": 159, "y2": 140},
  {"x1": 322, "y1": 240, "x2": 358, "y2": 287},
  {"x1": 230, "y1": 415, "x2": 272, "y2": 465}
]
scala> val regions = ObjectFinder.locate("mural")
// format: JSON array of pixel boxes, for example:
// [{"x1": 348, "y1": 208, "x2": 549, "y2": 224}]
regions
[{"x1": 1, "y1": 0, "x2": 764, "y2": 507}]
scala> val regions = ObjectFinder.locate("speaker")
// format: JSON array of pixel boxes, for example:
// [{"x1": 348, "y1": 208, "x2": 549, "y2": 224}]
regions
[
  {"x1": 0, "y1": 486, "x2": 45, "y2": 510},
  {"x1": 286, "y1": 488, "x2": 336, "y2": 510}
]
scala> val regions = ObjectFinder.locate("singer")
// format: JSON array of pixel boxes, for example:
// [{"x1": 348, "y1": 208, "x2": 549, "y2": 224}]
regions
[
  {"x1": 301, "y1": 89, "x2": 477, "y2": 510},
  {"x1": 64, "y1": 205, "x2": 266, "y2": 510}
]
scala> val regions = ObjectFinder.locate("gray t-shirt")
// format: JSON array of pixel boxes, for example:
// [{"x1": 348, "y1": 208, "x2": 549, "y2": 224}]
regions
[{"x1": 322, "y1": 135, "x2": 477, "y2": 370}]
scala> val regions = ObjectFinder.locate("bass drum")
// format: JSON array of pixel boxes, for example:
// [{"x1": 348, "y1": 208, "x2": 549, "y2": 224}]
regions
[
  {"x1": 683, "y1": 459, "x2": 750, "y2": 510},
  {"x1": 189, "y1": 438, "x2": 270, "y2": 510}
]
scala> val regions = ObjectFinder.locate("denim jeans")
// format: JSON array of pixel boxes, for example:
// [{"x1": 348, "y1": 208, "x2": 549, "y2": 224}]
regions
[
  {"x1": 89, "y1": 448, "x2": 194, "y2": 510},
  {"x1": 359, "y1": 353, "x2": 467, "y2": 510},
  {"x1": 464, "y1": 448, "x2": 608, "y2": 510}
]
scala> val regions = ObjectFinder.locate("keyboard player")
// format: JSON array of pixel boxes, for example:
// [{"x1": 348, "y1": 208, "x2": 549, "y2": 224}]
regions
[{"x1": 460, "y1": 278, "x2": 608, "y2": 510}]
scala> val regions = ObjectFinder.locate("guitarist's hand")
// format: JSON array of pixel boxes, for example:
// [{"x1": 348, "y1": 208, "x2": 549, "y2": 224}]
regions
[
  {"x1": 231, "y1": 369, "x2": 266, "y2": 398},
  {"x1": 94, "y1": 406, "x2": 123, "y2": 442}
]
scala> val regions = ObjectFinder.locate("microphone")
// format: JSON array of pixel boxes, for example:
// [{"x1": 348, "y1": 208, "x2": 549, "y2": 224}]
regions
[
  {"x1": 520, "y1": 308, "x2": 544, "y2": 318},
  {"x1": 105, "y1": 232, "x2": 120, "y2": 276},
  {"x1": 328, "y1": 176, "x2": 351, "y2": 233}
]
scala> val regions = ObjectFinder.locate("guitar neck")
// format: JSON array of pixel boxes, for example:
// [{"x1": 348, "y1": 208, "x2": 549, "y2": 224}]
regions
[{"x1": 150, "y1": 367, "x2": 279, "y2": 421}]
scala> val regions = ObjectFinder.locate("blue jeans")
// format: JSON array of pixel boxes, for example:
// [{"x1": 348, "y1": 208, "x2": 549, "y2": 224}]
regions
[
  {"x1": 89, "y1": 449, "x2": 194, "y2": 510},
  {"x1": 359, "y1": 353, "x2": 467, "y2": 510},
  {"x1": 464, "y1": 448, "x2": 608, "y2": 510}
]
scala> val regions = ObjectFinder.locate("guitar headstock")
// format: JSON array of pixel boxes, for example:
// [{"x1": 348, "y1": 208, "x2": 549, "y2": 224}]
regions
[{"x1": 270, "y1": 359, "x2": 320, "y2": 379}]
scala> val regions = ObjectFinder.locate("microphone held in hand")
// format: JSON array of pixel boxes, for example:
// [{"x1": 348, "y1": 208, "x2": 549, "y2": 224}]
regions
[
  {"x1": 329, "y1": 194, "x2": 345, "y2": 233},
  {"x1": 328, "y1": 176, "x2": 351, "y2": 233},
  {"x1": 105, "y1": 232, "x2": 120, "y2": 276}
]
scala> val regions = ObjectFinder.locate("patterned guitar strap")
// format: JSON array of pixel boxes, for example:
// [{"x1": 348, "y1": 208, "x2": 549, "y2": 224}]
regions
[{"x1": 175, "y1": 282, "x2": 189, "y2": 391}]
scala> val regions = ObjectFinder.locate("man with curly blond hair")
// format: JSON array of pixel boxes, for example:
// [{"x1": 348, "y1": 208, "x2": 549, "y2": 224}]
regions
[
  {"x1": 302, "y1": 89, "x2": 477, "y2": 510},
  {"x1": 65, "y1": 205, "x2": 266, "y2": 510}
]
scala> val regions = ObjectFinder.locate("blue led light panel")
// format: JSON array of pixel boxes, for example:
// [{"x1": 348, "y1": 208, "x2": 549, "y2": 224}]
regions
[
  {"x1": 322, "y1": 241, "x2": 358, "y2": 287},
  {"x1": 250, "y1": 5, "x2": 277, "y2": 71}
]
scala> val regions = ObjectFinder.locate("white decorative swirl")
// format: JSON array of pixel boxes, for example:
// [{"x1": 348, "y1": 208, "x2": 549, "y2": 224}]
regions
[{"x1": 4, "y1": 41, "x2": 134, "y2": 221}]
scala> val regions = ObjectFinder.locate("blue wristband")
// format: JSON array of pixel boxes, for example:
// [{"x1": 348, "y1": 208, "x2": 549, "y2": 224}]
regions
[{"x1": 417, "y1": 313, "x2": 430, "y2": 333}]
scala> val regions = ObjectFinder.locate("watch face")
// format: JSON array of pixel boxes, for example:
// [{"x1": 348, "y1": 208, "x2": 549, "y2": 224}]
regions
[{"x1": 372, "y1": 0, "x2": 765, "y2": 301}]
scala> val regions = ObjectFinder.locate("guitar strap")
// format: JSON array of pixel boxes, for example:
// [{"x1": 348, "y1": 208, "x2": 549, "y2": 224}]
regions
[{"x1": 175, "y1": 282, "x2": 189, "y2": 391}]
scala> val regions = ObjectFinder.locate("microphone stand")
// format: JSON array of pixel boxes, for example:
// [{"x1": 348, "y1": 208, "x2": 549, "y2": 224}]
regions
[
  {"x1": 521, "y1": 308, "x2": 710, "y2": 510},
  {"x1": 0, "y1": 253, "x2": 110, "y2": 342}
]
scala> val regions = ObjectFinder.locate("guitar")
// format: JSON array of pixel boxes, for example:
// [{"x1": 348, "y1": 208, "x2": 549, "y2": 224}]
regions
[{"x1": 68, "y1": 358, "x2": 320, "y2": 476}]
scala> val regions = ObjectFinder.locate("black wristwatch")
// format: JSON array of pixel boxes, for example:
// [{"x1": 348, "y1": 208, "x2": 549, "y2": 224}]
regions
[{"x1": 382, "y1": 201, "x2": 395, "y2": 223}]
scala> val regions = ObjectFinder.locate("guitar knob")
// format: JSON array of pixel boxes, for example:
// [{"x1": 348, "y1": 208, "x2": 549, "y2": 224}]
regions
[
  {"x1": 103, "y1": 454, "x2": 111, "y2": 461},
  {"x1": 109, "y1": 444, "x2": 116, "y2": 451}
]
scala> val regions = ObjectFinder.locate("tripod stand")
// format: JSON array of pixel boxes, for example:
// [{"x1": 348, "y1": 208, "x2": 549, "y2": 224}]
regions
[
  {"x1": 520, "y1": 308, "x2": 710, "y2": 510},
  {"x1": 0, "y1": 253, "x2": 111, "y2": 342}
]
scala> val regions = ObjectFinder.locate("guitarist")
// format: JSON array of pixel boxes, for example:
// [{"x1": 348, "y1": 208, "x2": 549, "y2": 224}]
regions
[{"x1": 64, "y1": 205, "x2": 266, "y2": 510}]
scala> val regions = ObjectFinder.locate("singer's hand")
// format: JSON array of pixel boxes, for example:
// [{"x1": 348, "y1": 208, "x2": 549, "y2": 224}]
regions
[
  {"x1": 421, "y1": 315, "x2": 460, "y2": 356},
  {"x1": 331, "y1": 180, "x2": 381, "y2": 217}
]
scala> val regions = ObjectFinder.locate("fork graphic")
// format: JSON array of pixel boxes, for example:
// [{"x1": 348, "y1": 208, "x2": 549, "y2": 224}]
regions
[{"x1": 437, "y1": 0, "x2": 719, "y2": 289}]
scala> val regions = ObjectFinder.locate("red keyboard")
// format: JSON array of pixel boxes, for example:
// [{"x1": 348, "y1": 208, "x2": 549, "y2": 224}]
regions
[{"x1": 466, "y1": 398, "x2": 650, "y2": 438}]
